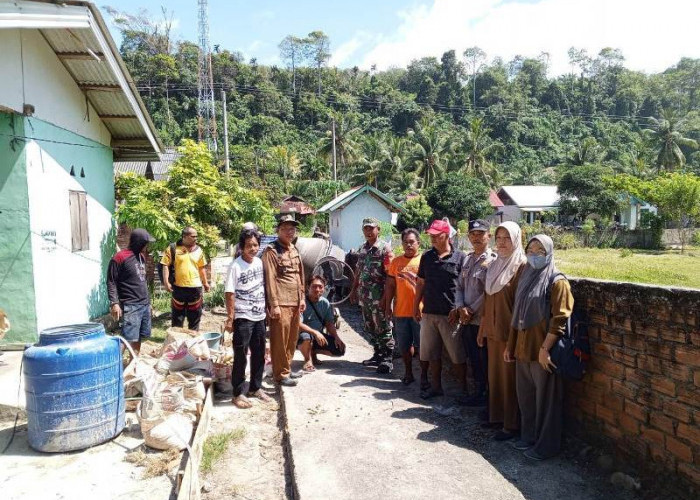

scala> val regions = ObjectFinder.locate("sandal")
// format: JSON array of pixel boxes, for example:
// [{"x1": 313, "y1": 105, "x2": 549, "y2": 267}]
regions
[
  {"x1": 302, "y1": 363, "x2": 316, "y2": 373},
  {"x1": 233, "y1": 395, "x2": 252, "y2": 409},
  {"x1": 248, "y1": 390, "x2": 274, "y2": 403}
]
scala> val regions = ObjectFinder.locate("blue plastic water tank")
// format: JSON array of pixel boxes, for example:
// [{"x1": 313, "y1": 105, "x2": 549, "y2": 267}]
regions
[{"x1": 23, "y1": 323, "x2": 125, "y2": 452}]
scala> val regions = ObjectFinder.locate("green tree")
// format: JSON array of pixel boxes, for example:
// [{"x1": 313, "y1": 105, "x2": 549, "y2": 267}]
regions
[
  {"x1": 425, "y1": 173, "x2": 490, "y2": 221},
  {"x1": 397, "y1": 195, "x2": 433, "y2": 231},
  {"x1": 279, "y1": 35, "x2": 306, "y2": 94},
  {"x1": 558, "y1": 164, "x2": 620, "y2": 223},
  {"x1": 307, "y1": 31, "x2": 331, "y2": 95},
  {"x1": 463, "y1": 46, "x2": 486, "y2": 109},
  {"x1": 458, "y1": 116, "x2": 503, "y2": 187},
  {"x1": 643, "y1": 109, "x2": 699, "y2": 170},
  {"x1": 408, "y1": 118, "x2": 451, "y2": 188}
]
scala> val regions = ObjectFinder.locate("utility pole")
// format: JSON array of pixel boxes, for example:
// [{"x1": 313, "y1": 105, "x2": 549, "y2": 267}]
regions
[
  {"x1": 331, "y1": 116, "x2": 337, "y2": 197},
  {"x1": 221, "y1": 89, "x2": 229, "y2": 175}
]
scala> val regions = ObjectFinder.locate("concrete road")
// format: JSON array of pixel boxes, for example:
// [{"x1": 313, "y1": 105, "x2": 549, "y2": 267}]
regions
[{"x1": 281, "y1": 305, "x2": 615, "y2": 500}]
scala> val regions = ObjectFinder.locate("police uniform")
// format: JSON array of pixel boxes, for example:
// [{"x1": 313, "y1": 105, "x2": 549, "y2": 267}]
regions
[{"x1": 355, "y1": 218, "x2": 394, "y2": 366}]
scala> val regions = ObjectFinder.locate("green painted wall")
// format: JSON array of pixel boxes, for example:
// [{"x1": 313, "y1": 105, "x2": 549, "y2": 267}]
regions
[{"x1": 0, "y1": 112, "x2": 37, "y2": 345}]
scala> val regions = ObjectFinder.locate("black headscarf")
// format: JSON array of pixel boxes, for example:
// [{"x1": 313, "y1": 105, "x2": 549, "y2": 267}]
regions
[{"x1": 128, "y1": 228, "x2": 155, "y2": 254}]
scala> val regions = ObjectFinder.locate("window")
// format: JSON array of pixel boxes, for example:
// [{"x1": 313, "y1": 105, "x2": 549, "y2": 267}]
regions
[{"x1": 69, "y1": 190, "x2": 89, "y2": 251}]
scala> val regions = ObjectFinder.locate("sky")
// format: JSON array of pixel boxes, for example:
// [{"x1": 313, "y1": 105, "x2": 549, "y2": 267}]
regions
[{"x1": 102, "y1": 0, "x2": 700, "y2": 76}]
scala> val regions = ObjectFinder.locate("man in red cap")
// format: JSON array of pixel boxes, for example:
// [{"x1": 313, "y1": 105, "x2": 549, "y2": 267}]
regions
[{"x1": 413, "y1": 219, "x2": 467, "y2": 399}]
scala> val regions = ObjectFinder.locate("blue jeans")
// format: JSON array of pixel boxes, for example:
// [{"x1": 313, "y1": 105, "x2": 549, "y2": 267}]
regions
[
  {"x1": 394, "y1": 317, "x2": 420, "y2": 355},
  {"x1": 121, "y1": 303, "x2": 152, "y2": 342}
]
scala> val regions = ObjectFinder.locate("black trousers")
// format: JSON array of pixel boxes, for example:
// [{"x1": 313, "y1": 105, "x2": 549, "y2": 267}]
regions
[
  {"x1": 232, "y1": 318, "x2": 266, "y2": 397},
  {"x1": 171, "y1": 286, "x2": 203, "y2": 331},
  {"x1": 461, "y1": 324, "x2": 488, "y2": 396}
]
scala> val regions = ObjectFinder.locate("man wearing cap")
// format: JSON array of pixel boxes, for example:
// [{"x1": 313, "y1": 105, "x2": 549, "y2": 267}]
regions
[
  {"x1": 451, "y1": 219, "x2": 497, "y2": 407},
  {"x1": 350, "y1": 217, "x2": 395, "y2": 373},
  {"x1": 413, "y1": 219, "x2": 468, "y2": 398},
  {"x1": 262, "y1": 214, "x2": 306, "y2": 386},
  {"x1": 107, "y1": 228, "x2": 156, "y2": 354}
]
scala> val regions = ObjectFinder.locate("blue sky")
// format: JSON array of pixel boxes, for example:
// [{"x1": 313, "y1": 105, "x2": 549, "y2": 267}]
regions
[{"x1": 102, "y1": 0, "x2": 700, "y2": 75}]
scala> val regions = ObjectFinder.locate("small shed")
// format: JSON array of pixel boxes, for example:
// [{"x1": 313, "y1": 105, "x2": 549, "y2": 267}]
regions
[
  {"x1": 318, "y1": 185, "x2": 403, "y2": 252},
  {"x1": 497, "y1": 185, "x2": 560, "y2": 224},
  {"x1": 278, "y1": 195, "x2": 316, "y2": 225},
  {"x1": 618, "y1": 195, "x2": 657, "y2": 230}
]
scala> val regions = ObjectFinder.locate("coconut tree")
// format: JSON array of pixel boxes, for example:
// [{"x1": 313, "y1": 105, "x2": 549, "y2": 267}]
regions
[
  {"x1": 317, "y1": 113, "x2": 361, "y2": 174},
  {"x1": 644, "y1": 109, "x2": 698, "y2": 171},
  {"x1": 408, "y1": 119, "x2": 452, "y2": 189},
  {"x1": 459, "y1": 116, "x2": 503, "y2": 187}
]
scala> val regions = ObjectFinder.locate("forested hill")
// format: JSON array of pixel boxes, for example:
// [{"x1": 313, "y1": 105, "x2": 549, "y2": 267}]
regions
[{"x1": 110, "y1": 11, "x2": 700, "y2": 211}]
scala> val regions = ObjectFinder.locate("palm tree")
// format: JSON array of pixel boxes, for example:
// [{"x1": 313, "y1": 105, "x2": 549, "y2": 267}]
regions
[
  {"x1": 269, "y1": 146, "x2": 302, "y2": 189},
  {"x1": 382, "y1": 134, "x2": 417, "y2": 195},
  {"x1": 408, "y1": 119, "x2": 451, "y2": 189},
  {"x1": 317, "y1": 113, "x2": 361, "y2": 174},
  {"x1": 458, "y1": 116, "x2": 503, "y2": 187},
  {"x1": 351, "y1": 135, "x2": 385, "y2": 188},
  {"x1": 644, "y1": 109, "x2": 699, "y2": 171}
]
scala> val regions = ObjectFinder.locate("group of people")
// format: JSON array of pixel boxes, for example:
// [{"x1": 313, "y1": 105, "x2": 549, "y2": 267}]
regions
[
  {"x1": 353, "y1": 216, "x2": 574, "y2": 461},
  {"x1": 107, "y1": 212, "x2": 574, "y2": 460}
]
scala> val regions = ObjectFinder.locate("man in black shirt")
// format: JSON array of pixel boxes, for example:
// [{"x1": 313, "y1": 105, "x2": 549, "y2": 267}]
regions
[
  {"x1": 413, "y1": 219, "x2": 467, "y2": 399},
  {"x1": 107, "y1": 228, "x2": 155, "y2": 353}
]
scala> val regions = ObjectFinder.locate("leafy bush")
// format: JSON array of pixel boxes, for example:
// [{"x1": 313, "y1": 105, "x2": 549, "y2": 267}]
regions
[
  {"x1": 619, "y1": 248, "x2": 634, "y2": 258},
  {"x1": 204, "y1": 282, "x2": 226, "y2": 309},
  {"x1": 692, "y1": 230, "x2": 700, "y2": 247},
  {"x1": 556, "y1": 233, "x2": 578, "y2": 250}
]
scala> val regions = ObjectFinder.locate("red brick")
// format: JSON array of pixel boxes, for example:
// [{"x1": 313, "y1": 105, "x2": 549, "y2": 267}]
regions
[
  {"x1": 695, "y1": 371, "x2": 700, "y2": 387},
  {"x1": 601, "y1": 394, "x2": 624, "y2": 412},
  {"x1": 678, "y1": 463, "x2": 700, "y2": 486},
  {"x1": 641, "y1": 425, "x2": 666, "y2": 446},
  {"x1": 613, "y1": 316, "x2": 633, "y2": 331},
  {"x1": 581, "y1": 384, "x2": 606, "y2": 404},
  {"x1": 596, "y1": 404, "x2": 617, "y2": 426},
  {"x1": 666, "y1": 436, "x2": 693, "y2": 462},
  {"x1": 645, "y1": 342, "x2": 673, "y2": 361},
  {"x1": 611, "y1": 349, "x2": 637, "y2": 367},
  {"x1": 624, "y1": 334, "x2": 647, "y2": 352},
  {"x1": 626, "y1": 399, "x2": 649, "y2": 423},
  {"x1": 578, "y1": 398, "x2": 596, "y2": 416},
  {"x1": 625, "y1": 366, "x2": 650, "y2": 387},
  {"x1": 661, "y1": 360, "x2": 692, "y2": 382},
  {"x1": 650, "y1": 376, "x2": 677, "y2": 397},
  {"x1": 659, "y1": 325, "x2": 688, "y2": 343},
  {"x1": 638, "y1": 354, "x2": 662, "y2": 374},
  {"x1": 612, "y1": 379, "x2": 638, "y2": 399},
  {"x1": 593, "y1": 343, "x2": 611, "y2": 357},
  {"x1": 588, "y1": 325, "x2": 601, "y2": 340},
  {"x1": 695, "y1": 409, "x2": 700, "y2": 425},
  {"x1": 591, "y1": 358, "x2": 625, "y2": 379},
  {"x1": 650, "y1": 411, "x2": 676, "y2": 435},
  {"x1": 588, "y1": 312, "x2": 608, "y2": 327},
  {"x1": 663, "y1": 401, "x2": 692, "y2": 423},
  {"x1": 623, "y1": 436, "x2": 650, "y2": 459},
  {"x1": 671, "y1": 308, "x2": 687, "y2": 325},
  {"x1": 601, "y1": 329, "x2": 623, "y2": 347},
  {"x1": 677, "y1": 423, "x2": 700, "y2": 447},
  {"x1": 649, "y1": 444, "x2": 676, "y2": 468},
  {"x1": 636, "y1": 323, "x2": 659, "y2": 338},
  {"x1": 604, "y1": 422, "x2": 623, "y2": 441},
  {"x1": 619, "y1": 413, "x2": 640, "y2": 435},
  {"x1": 637, "y1": 389, "x2": 663, "y2": 410},
  {"x1": 677, "y1": 386, "x2": 700, "y2": 409},
  {"x1": 676, "y1": 346, "x2": 700, "y2": 368},
  {"x1": 690, "y1": 332, "x2": 700, "y2": 347},
  {"x1": 591, "y1": 372, "x2": 613, "y2": 389}
]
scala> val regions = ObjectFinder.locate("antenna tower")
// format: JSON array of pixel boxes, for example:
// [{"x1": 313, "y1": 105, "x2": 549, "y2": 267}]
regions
[{"x1": 197, "y1": 0, "x2": 217, "y2": 151}]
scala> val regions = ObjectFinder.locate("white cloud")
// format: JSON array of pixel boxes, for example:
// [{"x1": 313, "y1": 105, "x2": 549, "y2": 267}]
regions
[
  {"x1": 359, "y1": 0, "x2": 700, "y2": 75},
  {"x1": 330, "y1": 31, "x2": 376, "y2": 67}
]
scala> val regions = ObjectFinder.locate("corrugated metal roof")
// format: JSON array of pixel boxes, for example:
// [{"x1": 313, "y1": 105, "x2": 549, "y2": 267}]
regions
[
  {"x1": 114, "y1": 148, "x2": 180, "y2": 181},
  {"x1": 0, "y1": 1, "x2": 162, "y2": 160},
  {"x1": 498, "y1": 185, "x2": 560, "y2": 209},
  {"x1": 318, "y1": 185, "x2": 404, "y2": 213}
]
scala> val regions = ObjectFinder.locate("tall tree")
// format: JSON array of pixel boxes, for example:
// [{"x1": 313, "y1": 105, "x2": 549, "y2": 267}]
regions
[
  {"x1": 279, "y1": 35, "x2": 306, "y2": 94},
  {"x1": 307, "y1": 31, "x2": 331, "y2": 95},
  {"x1": 408, "y1": 119, "x2": 451, "y2": 188},
  {"x1": 463, "y1": 46, "x2": 486, "y2": 109},
  {"x1": 459, "y1": 116, "x2": 503, "y2": 187}
]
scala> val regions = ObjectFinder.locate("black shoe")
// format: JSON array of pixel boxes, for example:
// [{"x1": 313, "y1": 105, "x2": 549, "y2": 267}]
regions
[
  {"x1": 289, "y1": 370, "x2": 303, "y2": 379},
  {"x1": 278, "y1": 378, "x2": 297, "y2": 387},
  {"x1": 376, "y1": 361, "x2": 393, "y2": 374},
  {"x1": 362, "y1": 353, "x2": 382, "y2": 366},
  {"x1": 494, "y1": 430, "x2": 518, "y2": 441}
]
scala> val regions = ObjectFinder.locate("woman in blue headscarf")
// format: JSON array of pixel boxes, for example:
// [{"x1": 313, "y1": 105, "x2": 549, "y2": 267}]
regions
[{"x1": 507, "y1": 234, "x2": 574, "y2": 460}]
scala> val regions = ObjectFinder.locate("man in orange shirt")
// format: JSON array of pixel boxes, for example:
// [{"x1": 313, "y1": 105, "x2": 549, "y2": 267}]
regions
[{"x1": 385, "y1": 228, "x2": 429, "y2": 389}]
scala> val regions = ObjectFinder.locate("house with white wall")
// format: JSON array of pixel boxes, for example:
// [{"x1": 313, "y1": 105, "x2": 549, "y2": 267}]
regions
[
  {"x1": 0, "y1": 1, "x2": 162, "y2": 347},
  {"x1": 318, "y1": 185, "x2": 403, "y2": 252},
  {"x1": 497, "y1": 185, "x2": 560, "y2": 224}
]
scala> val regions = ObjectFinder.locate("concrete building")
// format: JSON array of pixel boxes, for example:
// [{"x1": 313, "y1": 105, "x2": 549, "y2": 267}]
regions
[
  {"x1": 0, "y1": 1, "x2": 162, "y2": 347},
  {"x1": 497, "y1": 185, "x2": 560, "y2": 224},
  {"x1": 318, "y1": 185, "x2": 403, "y2": 252}
]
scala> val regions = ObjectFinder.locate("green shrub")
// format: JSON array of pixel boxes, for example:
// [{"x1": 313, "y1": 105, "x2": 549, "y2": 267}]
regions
[
  {"x1": 619, "y1": 248, "x2": 634, "y2": 258},
  {"x1": 204, "y1": 282, "x2": 226, "y2": 309},
  {"x1": 555, "y1": 233, "x2": 578, "y2": 250},
  {"x1": 691, "y1": 230, "x2": 700, "y2": 247}
]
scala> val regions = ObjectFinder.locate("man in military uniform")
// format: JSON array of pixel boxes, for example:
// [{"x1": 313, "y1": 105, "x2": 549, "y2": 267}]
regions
[
  {"x1": 351, "y1": 217, "x2": 394, "y2": 373},
  {"x1": 262, "y1": 215, "x2": 306, "y2": 387}
]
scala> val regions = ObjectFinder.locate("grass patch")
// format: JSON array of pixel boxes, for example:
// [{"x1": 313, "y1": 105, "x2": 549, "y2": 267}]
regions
[
  {"x1": 556, "y1": 247, "x2": 700, "y2": 289},
  {"x1": 200, "y1": 428, "x2": 246, "y2": 473},
  {"x1": 125, "y1": 446, "x2": 181, "y2": 478}
]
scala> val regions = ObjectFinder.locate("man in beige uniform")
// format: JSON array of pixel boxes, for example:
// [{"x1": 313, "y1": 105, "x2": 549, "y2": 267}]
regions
[{"x1": 262, "y1": 215, "x2": 306, "y2": 386}]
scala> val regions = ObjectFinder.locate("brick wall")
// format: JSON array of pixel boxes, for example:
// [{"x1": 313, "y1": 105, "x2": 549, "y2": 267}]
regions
[{"x1": 567, "y1": 278, "x2": 700, "y2": 490}]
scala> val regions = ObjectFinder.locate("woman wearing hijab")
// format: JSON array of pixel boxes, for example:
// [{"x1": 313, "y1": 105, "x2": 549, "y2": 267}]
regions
[
  {"x1": 478, "y1": 221, "x2": 526, "y2": 441},
  {"x1": 508, "y1": 234, "x2": 574, "y2": 460}
]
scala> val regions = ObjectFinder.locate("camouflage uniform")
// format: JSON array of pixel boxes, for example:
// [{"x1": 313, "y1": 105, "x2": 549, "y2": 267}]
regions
[{"x1": 356, "y1": 239, "x2": 394, "y2": 360}]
